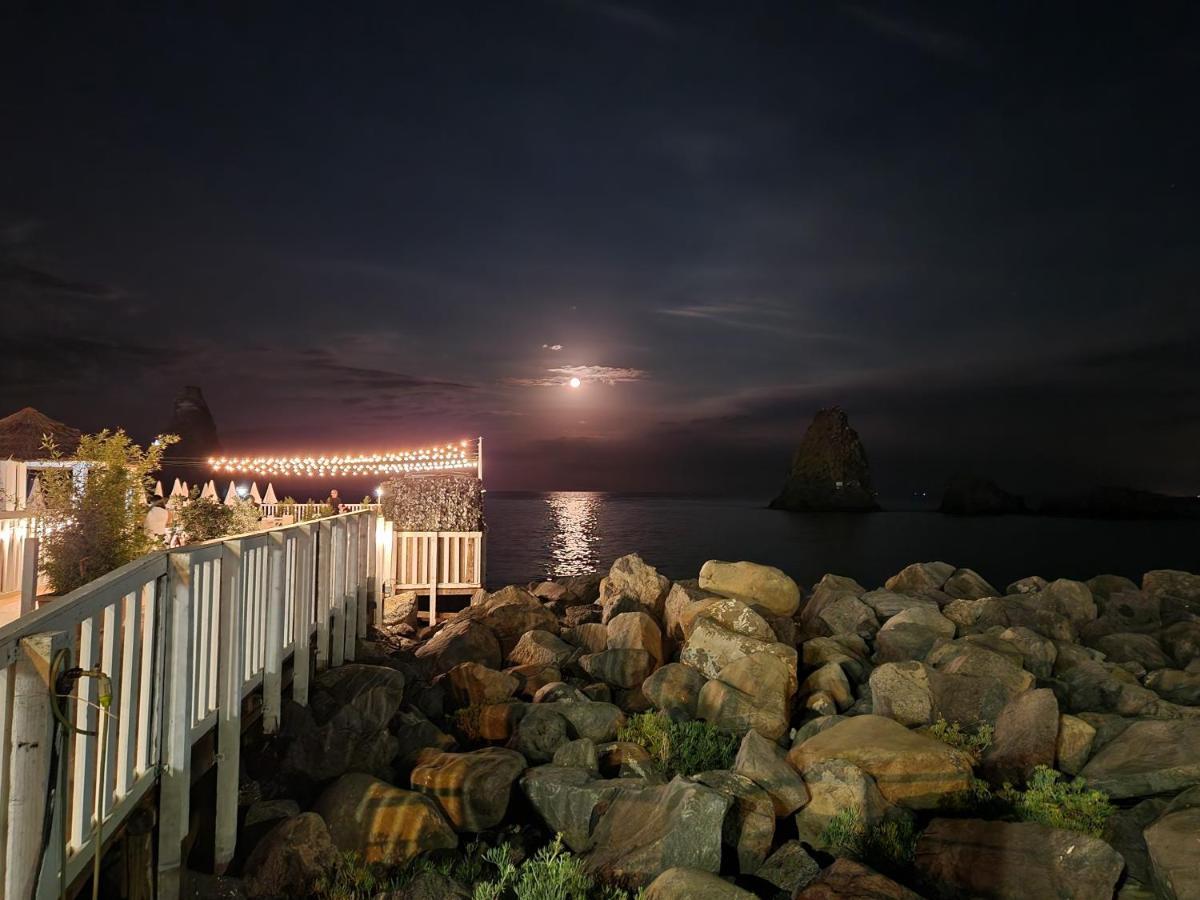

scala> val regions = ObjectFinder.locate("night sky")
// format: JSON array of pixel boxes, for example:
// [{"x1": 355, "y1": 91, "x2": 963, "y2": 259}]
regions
[{"x1": 3, "y1": 3, "x2": 1198, "y2": 497}]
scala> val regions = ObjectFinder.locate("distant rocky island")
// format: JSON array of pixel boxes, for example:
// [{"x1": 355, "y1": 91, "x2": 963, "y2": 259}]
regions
[
  {"x1": 939, "y1": 475, "x2": 1027, "y2": 516},
  {"x1": 770, "y1": 408, "x2": 880, "y2": 512}
]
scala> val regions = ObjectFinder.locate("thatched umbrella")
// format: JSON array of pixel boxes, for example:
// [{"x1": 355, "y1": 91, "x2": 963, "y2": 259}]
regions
[{"x1": 0, "y1": 407, "x2": 82, "y2": 459}]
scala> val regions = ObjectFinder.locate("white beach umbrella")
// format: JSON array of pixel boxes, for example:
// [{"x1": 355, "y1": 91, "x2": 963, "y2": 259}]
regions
[
  {"x1": 181, "y1": 480, "x2": 190, "y2": 496},
  {"x1": 154, "y1": 480, "x2": 164, "y2": 498},
  {"x1": 263, "y1": 483, "x2": 278, "y2": 505},
  {"x1": 249, "y1": 482, "x2": 262, "y2": 504},
  {"x1": 224, "y1": 481, "x2": 239, "y2": 505},
  {"x1": 200, "y1": 480, "x2": 217, "y2": 500},
  {"x1": 27, "y1": 475, "x2": 44, "y2": 511},
  {"x1": 170, "y1": 478, "x2": 185, "y2": 498}
]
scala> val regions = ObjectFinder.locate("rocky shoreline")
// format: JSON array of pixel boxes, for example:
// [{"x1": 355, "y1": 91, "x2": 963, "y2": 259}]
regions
[{"x1": 219, "y1": 556, "x2": 1200, "y2": 899}]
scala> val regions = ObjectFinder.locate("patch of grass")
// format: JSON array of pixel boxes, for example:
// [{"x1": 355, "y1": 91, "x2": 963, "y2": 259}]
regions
[
  {"x1": 922, "y1": 716, "x2": 994, "y2": 764},
  {"x1": 1001, "y1": 766, "x2": 1115, "y2": 838},
  {"x1": 821, "y1": 809, "x2": 918, "y2": 875},
  {"x1": 617, "y1": 712, "x2": 738, "y2": 778},
  {"x1": 312, "y1": 838, "x2": 642, "y2": 900}
]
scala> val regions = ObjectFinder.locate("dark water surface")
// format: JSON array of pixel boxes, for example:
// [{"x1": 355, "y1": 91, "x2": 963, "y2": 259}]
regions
[{"x1": 483, "y1": 492, "x2": 1200, "y2": 591}]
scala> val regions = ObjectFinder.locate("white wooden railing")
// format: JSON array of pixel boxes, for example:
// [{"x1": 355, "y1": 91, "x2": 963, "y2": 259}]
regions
[
  {"x1": 258, "y1": 502, "x2": 377, "y2": 521},
  {"x1": 0, "y1": 512, "x2": 39, "y2": 604},
  {"x1": 376, "y1": 521, "x2": 484, "y2": 623},
  {"x1": 0, "y1": 509, "x2": 380, "y2": 900}
]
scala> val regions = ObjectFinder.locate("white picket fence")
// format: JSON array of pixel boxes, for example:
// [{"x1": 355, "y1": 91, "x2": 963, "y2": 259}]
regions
[
  {"x1": 376, "y1": 521, "x2": 484, "y2": 624},
  {"x1": 0, "y1": 509, "x2": 380, "y2": 900}
]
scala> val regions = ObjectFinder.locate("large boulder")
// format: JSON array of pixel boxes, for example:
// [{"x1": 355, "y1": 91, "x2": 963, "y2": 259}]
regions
[
  {"x1": 733, "y1": 730, "x2": 809, "y2": 816},
  {"x1": 414, "y1": 618, "x2": 502, "y2": 675},
  {"x1": 914, "y1": 818, "x2": 1124, "y2": 900},
  {"x1": 811, "y1": 595, "x2": 881, "y2": 640},
  {"x1": 409, "y1": 747, "x2": 526, "y2": 831},
  {"x1": 873, "y1": 606, "x2": 955, "y2": 663},
  {"x1": 698, "y1": 560, "x2": 801, "y2": 617},
  {"x1": 314, "y1": 773, "x2": 457, "y2": 865},
  {"x1": 465, "y1": 586, "x2": 559, "y2": 656},
  {"x1": 799, "y1": 662, "x2": 853, "y2": 712},
  {"x1": 645, "y1": 868, "x2": 756, "y2": 899},
  {"x1": 680, "y1": 617, "x2": 797, "y2": 687},
  {"x1": 868, "y1": 660, "x2": 1011, "y2": 728},
  {"x1": 445, "y1": 662, "x2": 519, "y2": 707},
  {"x1": 542, "y1": 699, "x2": 627, "y2": 743},
  {"x1": 753, "y1": 841, "x2": 820, "y2": 897},
  {"x1": 942, "y1": 567, "x2": 998, "y2": 600},
  {"x1": 585, "y1": 776, "x2": 731, "y2": 886},
  {"x1": 1091, "y1": 632, "x2": 1170, "y2": 670},
  {"x1": 1041, "y1": 578, "x2": 1098, "y2": 625},
  {"x1": 1145, "y1": 788, "x2": 1200, "y2": 900},
  {"x1": 697, "y1": 653, "x2": 792, "y2": 741},
  {"x1": 885, "y1": 561, "x2": 954, "y2": 595},
  {"x1": 795, "y1": 859, "x2": 923, "y2": 900},
  {"x1": 793, "y1": 759, "x2": 893, "y2": 849},
  {"x1": 694, "y1": 770, "x2": 775, "y2": 874},
  {"x1": 507, "y1": 630, "x2": 574, "y2": 669},
  {"x1": 510, "y1": 705, "x2": 571, "y2": 762},
  {"x1": 802, "y1": 635, "x2": 872, "y2": 683},
  {"x1": 860, "y1": 589, "x2": 939, "y2": 620},
  {"x1": 1145, "y1": 668, "x2": 1200, "y2": 705},
  {"x1": 787, "y1": 715, "x2": 973, "y2": 809},
  {"x1": 663, "y1": 581, "x2": 720, "y2": 644},
  {"x1": 521, "y1": 766, "x2": 643, "y2": 852},
  {"x1": 243, "y1": 813, "x2": 336, "y2": 899},
  {"x1": 563, "y1": 622, "x2": 608, "y2": 655},
  {"x1": 607, "y1": 611, "x2": 666, "y2": 668},
  {"x1": 579, "y1": 649, "x2": 655, "y2": 689},
  {"x1": 979, "y1": 688, "x2": 1058, "y2": 785},
  {"x1": 599, "y1": 554, "x2": 670, "y2": 620},
  {"x1": 1055, "y1": 713, "x2": 1096, "y2": 775},
  {"x1": 1059, "y1": 659, "x2": 1162, "y2": 717},
  {"x1": 1080, "y1": 718, "x2": 1200, "y2": 798},
  {"x1": 1143, "y1": 569, "x2": 1200, "y2": 621},
  {"x1": 692, "y1": 597, "x2": 777, "y2": 643},
  {"x1": 643, "y1": 663, "x2": 707, "y2": 717}
]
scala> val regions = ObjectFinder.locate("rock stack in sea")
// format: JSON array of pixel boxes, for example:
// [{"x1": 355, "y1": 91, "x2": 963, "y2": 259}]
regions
[
  {"x1": 770, "y1": 407, "x2": 880, "y2": 512},
  {"x1": 224, "y1": 556, "x2": 1200, "y2": 899}
]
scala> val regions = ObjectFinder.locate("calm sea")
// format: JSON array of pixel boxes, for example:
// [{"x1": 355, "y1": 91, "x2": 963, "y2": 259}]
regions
[{"x1": 482, "y1": 492, "x2": 1200, "y2": 592}]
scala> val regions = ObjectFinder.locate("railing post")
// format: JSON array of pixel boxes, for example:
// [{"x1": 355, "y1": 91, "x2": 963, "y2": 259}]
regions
[
  {"x1": 292, "y1": 525, "x2": 312, "y2": 705},
  {"x1": 158, "y1": 554, "x2": 194, "y2": 900},
  {"x1": 315, "y1": 520, "x2": 331, "y2": 672},
  {"x1": 19, "y1": 536, "x2": 38, "y2": 615},
  {"x1": 357, "y1": 514, "x2": 369, "y2": 640},
  {"x1": 366, "y1": 512, "x2": 380, "y2": 629},
  {"x1": 263, "y1": 533, "x2": 285, "y2": 734},
  {"x1": 214, "y1": 540, "x2": 243, "y2": 873},
  {"x1": 4, "y1": 631, "x2": 66, "y2": 900},
  {"x1": 428, "y1": 535, "x2": 439, "y2": 627},
  {"x1": 344, "y1": 518, "x2": 358, "y2": 663},
  {"x1": 330, "y1": 520, "x2": 346, "y2": 668}
]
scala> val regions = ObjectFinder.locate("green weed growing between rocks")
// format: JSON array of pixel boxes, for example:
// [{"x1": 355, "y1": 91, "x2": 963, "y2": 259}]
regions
[
  {"x1": 312, "y1": 837, "x2": 643, "y2": 900},
  {"x1": 821, "y1": 809, "x2": 919, "y2": 876},
  {"x1": 617, "y1": 712, "x2": 738, "y2": 777},
  {"x1": 922, "y1": 716, "x2": 994, "y2": 765},
  {"x1": 1000, "y1": 766, "x2": 1115, "y2": 837}
]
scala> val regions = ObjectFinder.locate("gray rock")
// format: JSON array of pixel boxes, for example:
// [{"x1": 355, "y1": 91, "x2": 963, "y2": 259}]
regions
[
  {"x1": 980, "y1": 688, "x2": 1059, "y2": 785},
  {"x1": 753, "y1": 841, "x2": 820, "y2": 896},
  {"x1": 579, "y1": 648, "x2": 654, "y2": 689},
  {"x1": 915, "y1": 818, "x2": 1123, "y2": 900},
  {"x1": 698, "y1": 560, "x2": 801, "y2": 618},
  {"x1": 643, "y1": 662, "x2": 707, "y2": 717},
  {"x1": 409, "y1": 747, "x2": 527, "y2": 831},
  {"x1": 585, "y1": 776, "x2": 731, "y2": 887},
  {"x1": 314, "y1": 773, "x2": 457, "y2": 865},
  {"x1": 1145, "y1": 788, "x2": 1200, "y2": 900},
  {"x1": 1145, "y1": 668, "x2": 1200, "y2": 705},
  {"x1": 553, "y1": 738, "x2": 600, "y2": 773},
  {"x1": 243, "y1": 813, "x2": 336, "y2": 899},
  {"x1": 793, "y1": 758, "x2": 893, "y2": 849},
  {"x1": 885, "y1": 561, "x2": 955, "y2": 595},
  {"x1": 1091, "y1": 632, "x2": 1170, "y2": 670},
  {"x1": 1080, "y1": 718, "x2": 1200, "y2": 798},
  {"x1": 644, "y1": 868, "x2": 756, "y2": 899},
  {"x1": 943, "y1": 567, "x2": 998, "y2": 600},
  {"x1": 414, "y1": 618, "x2": 502, "y2": 675},
  {"x1": 507, "y1": 629, "x2": 574, "y2": 668},
  {"x1": 599, "y1": 553, "x2": 670, "y2": 620},
  {"x1": 510, "y1": 705, "x2": 571, "y2": 762},
  {"x1": 694, "y1": 770, "x2": 775, "y2": 875},
  {"x1": 521, "y1": 766, "x2": 642, "y2": 852},
  {"x1": 733, "y1": 730, "x2": 809, "y2": 816}
]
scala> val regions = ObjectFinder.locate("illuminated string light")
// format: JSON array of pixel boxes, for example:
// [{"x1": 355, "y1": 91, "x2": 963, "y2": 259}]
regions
[{"x1": 208, "y1": 440, "x2": 478, "y2": 478}]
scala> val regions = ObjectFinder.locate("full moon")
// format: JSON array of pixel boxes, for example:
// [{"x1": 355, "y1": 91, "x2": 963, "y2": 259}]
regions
[{"x1": 568, "y1": 377, "x2": 581, "y2": 389}]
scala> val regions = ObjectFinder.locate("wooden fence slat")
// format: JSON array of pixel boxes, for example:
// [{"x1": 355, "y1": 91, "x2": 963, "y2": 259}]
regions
[
  {"x1": 214, "y1": 540, "x2": 243, "y2": 872},
  {"x1": 330, "y1": 521, "x2": 346, "y2": 668},
  {"x1": 356, "y1": 514, "x2": 368, "y2": 640},
  {"x1": 315, "y1": 521, "x2": 331, "y2": 671},
  {"x1": 115, "y1": 587, "x2": 143, "y2": 798},
  {"x1": 70, "y1": 616, "x2": 100, "y2": 851},
  {"x1": 292, "y1": 525, "x2": 312, "y2": 705},
  {"x1": 158, "y1": 553, "x2": 195, "y2": 900},
  {"x1": 262, "y1": 534, "x2": 285, "y2": 734},
  {"x1": 344, "y1": 519, "x2": 358, "y2": 662},
  {"x1": 100, "y1": 600, "x2": 123, "y2": 821}
]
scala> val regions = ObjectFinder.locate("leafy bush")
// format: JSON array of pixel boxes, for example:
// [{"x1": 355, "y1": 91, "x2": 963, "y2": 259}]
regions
[
  {"x1": 1001, "y1": 766, "x2": 1114, "y2": 837},
  {"x1": 175, "y1": 496, "x2": 233, "y2": 542},
  {"x1": 822, "y1": 809, "x2": 918, "y2": 874},
  {"x1": 922, "y1": 716, "x2": 994, "y2": 764},
  {"x1": 40, "y1": 430, "x2": 177, "y2": 592},
  {"x1": 617, "y1": 712, "x2": 738, "y2": 778}
]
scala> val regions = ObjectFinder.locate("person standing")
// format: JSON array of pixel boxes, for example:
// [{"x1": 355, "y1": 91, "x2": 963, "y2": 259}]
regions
[{"x1": 325, "y1": 488, "x2": 343, "y2": 513}]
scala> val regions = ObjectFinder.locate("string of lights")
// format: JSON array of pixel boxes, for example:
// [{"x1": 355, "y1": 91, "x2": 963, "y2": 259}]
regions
[{"x1": 208, "y1": 439, "x2": 480, "y2": 478}]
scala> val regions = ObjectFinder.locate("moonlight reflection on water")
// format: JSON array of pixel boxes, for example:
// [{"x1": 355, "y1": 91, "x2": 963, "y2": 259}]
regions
[{"x1": 546, "y1": 492, "x2": 600, "y2": 576}]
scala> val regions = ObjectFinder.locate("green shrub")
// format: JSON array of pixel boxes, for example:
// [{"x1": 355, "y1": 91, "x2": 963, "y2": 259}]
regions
[
  {"x1": 40, "y1": 430, "x2": 177, "y2": 592},
  {"x1": 175, "y1": 495, "x2": 233, "y2": 542},
  {"x1": 821, "y1": 809, "x2": 918, "y2": 874},
  {"x1": 922, "y1": 716, "x2": 994, "y2": 764},
  {"x1": 617, "y1": 712, "x2": 738, "y2": 778},
  {"x1": 1001, "y1": 766, "x2": 1114, "y2": 837}
]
